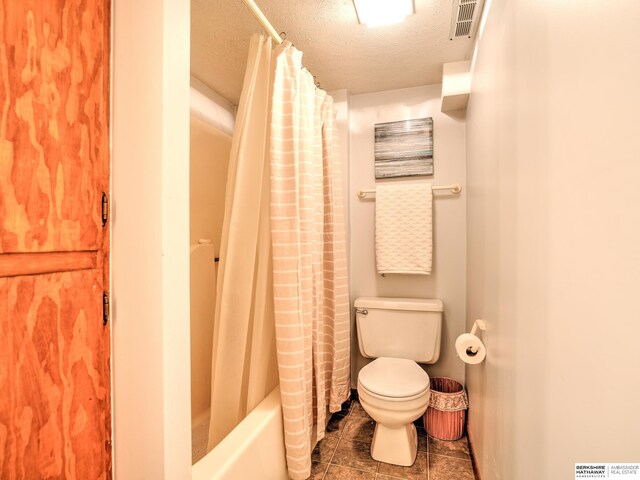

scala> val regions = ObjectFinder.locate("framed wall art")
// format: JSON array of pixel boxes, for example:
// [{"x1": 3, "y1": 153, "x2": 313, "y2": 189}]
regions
[{"x1": 374, "y1": 117, "x2": 434, "y2": 179}]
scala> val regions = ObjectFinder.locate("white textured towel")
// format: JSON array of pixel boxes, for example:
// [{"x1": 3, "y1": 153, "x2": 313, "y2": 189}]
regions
[{"x1": 375, "y1": 183, "x2": 432, "y2": 275}]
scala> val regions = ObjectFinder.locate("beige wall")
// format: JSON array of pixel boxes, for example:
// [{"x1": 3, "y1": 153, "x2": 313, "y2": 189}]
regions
[
  {"x1": 348, "y1": 85, "x2": 467, "y2": 386},
  {"x1": 112, "y1": 0, "x2": 191, "y2": 478},
  {"x1": 466, "y1": 0, "x2": 640, "y2": 478},
  {"x1": 189, "y1": 117, "x2": 231, "y2": 425}
]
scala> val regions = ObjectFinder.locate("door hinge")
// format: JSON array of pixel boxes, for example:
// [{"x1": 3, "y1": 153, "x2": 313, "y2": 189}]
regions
[
  {"x1": 101, "y1": 192, "x2": 108, "y2": 226},
  {"x1": 103, "y1": 292, "x2": 109, "y2": 326}
]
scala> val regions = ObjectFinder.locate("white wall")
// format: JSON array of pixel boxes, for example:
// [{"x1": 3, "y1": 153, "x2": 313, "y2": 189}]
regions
[
  {"x1": 466, "y1": 0, "x2": 640, "y2": 478},
  {"x1": 348, "y1": 85, "x2": 467, "y2": 385},
  {"x1": 112, "y1": 0, "x2": 191, "y2": 478}
]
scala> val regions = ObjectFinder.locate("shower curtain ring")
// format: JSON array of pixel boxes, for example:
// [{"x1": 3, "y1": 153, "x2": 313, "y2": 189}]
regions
[{"x1": 279, "y1": 31, "x2": 287, "y2": 40}]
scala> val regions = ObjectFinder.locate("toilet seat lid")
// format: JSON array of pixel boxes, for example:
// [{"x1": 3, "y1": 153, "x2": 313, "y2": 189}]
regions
[{"x1": 359, "y1": 357, "x2": 430, "y2": 398}]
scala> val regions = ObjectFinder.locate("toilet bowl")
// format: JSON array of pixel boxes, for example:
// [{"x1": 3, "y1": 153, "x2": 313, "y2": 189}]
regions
[{"x1": 357, "y1": 357, "x2": 430, "y2": 466}]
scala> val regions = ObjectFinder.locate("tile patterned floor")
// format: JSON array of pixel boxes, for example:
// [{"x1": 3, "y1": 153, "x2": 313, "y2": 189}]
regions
[{"x1": 312, "y1": 398, "x2": 476, "y2": 480}]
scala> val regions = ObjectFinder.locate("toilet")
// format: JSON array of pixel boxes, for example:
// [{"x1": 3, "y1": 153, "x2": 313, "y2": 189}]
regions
[{"x1": 355, "y1": 297, "x2": 443, "y2": 466}]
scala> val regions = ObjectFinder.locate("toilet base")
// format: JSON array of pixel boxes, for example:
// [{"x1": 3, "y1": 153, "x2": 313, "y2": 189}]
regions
[{"x1": 370, "y1": 422, "x2": 418, "y2": 467}]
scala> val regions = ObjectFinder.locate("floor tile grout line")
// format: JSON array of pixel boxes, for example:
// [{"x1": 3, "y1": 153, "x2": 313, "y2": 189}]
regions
[
  {"x1": 426, "y1": 432, "x2": 430, "y2": 480},
  {"x1": 428, "y1": 451, "x2": 474, "y2": 462},
  {"x1": 377, "y1": 473, "x2": 410, "y2": 480},
  {"x1": 322, "y1": 406, "x2": 349, "y2": 479},
  {"x1": 423, "y1": 443, "x2": 429, "y2": 480},
  {"x1": 426, "y1": 435, "x2": 475, "y2": 463},
  {"x1": 327, "y1": 462, "x2": 380, "y2": 477},
  {"x1": 319, "y1": 461, "x2": 329, "y2": 480}
]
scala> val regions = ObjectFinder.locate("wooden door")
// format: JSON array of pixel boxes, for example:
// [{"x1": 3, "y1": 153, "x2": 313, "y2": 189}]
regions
[{"x1": 0, "y1": 1, "x2": 111, "y2": 478}]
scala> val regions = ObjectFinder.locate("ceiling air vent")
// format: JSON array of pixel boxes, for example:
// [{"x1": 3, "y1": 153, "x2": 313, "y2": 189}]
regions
[{"x1": 449, "y1": 0, "x2": 485, "y2": 40}]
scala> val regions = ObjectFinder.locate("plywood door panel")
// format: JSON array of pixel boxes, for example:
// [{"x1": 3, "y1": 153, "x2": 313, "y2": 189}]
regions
[
  {"x1": 0, "y1": 251, "x2": 98, "y2": 277},
  {"x1": 0, "y1": 1, "x2": 111, "y2": 478},
  {"x1": 0, "y1": 0, "x2": 110, "y2": 254},
  {"x1": 0, "y1": 269, "x2": 111, "y2": 479}
]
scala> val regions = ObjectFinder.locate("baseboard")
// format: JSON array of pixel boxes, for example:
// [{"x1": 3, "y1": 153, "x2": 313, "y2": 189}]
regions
[{"x1": 466, "y1": 425, "x2": 482, "y2": 480}]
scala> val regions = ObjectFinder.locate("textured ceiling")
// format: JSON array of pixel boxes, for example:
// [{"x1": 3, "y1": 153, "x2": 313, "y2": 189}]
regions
[{"x1": 191, "y1": 0, "x2": 474, "y2": 105}]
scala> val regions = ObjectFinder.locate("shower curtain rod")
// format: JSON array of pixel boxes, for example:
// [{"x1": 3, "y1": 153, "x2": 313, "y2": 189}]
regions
[
  {"x1": 240, "y1": 0, "x2": 323, "y2": 88},
  {"x1": 241, "y1": 0, "x2": 283, "y2": 45}
]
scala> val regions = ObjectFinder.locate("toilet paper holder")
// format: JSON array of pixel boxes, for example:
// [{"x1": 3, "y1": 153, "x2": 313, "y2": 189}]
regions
[{"x1": 467, "y1": 319, "x2": 486, "y2": 354}]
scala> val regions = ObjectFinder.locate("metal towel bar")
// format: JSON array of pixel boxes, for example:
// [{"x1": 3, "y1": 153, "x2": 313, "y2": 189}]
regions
[{"x1": 356, "y1": 184, "x2": 462, "y2": 199}]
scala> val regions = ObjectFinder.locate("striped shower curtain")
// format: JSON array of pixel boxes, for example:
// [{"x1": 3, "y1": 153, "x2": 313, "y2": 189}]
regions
[
  {"x1": 270, "y1": 41, "x2": 350, "y2": 480},
  {"x1": 207, "y1": 35, "x2": 349, "y2": 478}
]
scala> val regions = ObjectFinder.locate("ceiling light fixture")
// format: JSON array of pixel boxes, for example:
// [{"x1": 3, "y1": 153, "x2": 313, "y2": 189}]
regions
[{"x1": 352, "y1": 0, "x2": 415, "y2": 28}]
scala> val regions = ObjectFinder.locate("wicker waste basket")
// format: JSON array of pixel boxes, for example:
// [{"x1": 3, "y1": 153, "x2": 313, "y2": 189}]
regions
[{"x1": 424, "y1": 377, "x2": 469, "y2": 441}]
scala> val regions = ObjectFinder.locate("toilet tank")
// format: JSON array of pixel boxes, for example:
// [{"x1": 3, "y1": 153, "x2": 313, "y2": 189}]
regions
[{"x1": 355, "y1": 297, "x2": 443, "y2": 364}]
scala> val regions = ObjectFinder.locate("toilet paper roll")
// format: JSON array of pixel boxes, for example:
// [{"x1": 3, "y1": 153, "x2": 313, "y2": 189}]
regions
[{"x1": 455, "y1": 333, "x2": 486, "y2": 365}]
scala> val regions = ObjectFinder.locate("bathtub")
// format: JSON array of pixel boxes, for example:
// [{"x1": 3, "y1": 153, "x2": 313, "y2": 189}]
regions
[{"x1": 192, "y1": 386, "x2": 288, "y2": 480}]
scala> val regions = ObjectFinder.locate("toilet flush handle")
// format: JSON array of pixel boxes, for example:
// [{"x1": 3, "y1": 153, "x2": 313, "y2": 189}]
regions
[{"x1": 355, "y1": 308, "x2": 368, "y2": 315}]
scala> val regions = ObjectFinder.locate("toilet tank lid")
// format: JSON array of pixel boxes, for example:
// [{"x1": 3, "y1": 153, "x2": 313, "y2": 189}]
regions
[{"x1": 354, "y1": 297, "x2": 443, "y2": 312}]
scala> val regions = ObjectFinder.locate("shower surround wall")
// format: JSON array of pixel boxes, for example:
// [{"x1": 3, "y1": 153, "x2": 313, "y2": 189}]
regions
[
  {"x1": 189, "y1": 116, "x2": 231, "y2": 427},
  {"x1": 347, "y1": 85, "x2": 467, "y2": 385},
  {"x1": 465, "y1": 0, "x2": 640, "y2": 478}
]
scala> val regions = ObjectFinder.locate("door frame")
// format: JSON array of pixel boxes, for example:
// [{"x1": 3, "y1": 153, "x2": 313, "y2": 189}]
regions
[{"x1": 112, "y1": 0, "x2": 192, "y2": 478}]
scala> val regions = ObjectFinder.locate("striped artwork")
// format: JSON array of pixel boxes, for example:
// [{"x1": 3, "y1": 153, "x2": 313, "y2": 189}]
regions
[{"x1": 374, "y1": 117, "x2": 434, "y2": 178}]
